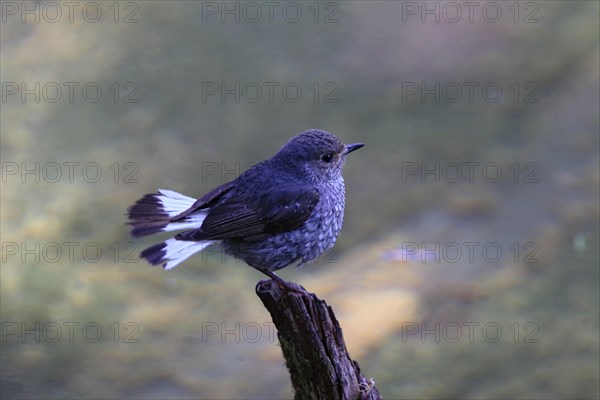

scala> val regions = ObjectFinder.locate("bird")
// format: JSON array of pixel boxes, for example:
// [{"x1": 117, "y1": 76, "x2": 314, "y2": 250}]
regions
[{"x1": 127, "y1": 129, "x2": 364, "y2": 283}]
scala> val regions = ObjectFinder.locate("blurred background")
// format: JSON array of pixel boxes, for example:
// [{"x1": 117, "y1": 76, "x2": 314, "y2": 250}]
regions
[{"x1": 1, "y1": 1, "x2": 598, "y2": 399}]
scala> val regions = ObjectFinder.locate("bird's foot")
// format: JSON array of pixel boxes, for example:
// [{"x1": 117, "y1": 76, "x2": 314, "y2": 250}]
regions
[{"x1": 256, "y1": 268, "x2": 305, "y2": 294}]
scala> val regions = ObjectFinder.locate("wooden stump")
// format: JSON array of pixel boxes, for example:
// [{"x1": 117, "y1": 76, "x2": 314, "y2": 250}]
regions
[{"x1": 256, "y1": 280, "x2": 383, "y2": 400}]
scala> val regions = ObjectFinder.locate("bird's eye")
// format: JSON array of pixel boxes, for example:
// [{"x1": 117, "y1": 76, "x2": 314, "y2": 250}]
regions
[{"x1": 321, "y1": 153, "x2": 334, "y2": 163}]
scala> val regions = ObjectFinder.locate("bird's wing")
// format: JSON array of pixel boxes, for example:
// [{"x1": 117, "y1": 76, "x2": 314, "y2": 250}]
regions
[
  {"x1": 171, "y1": 180, "x2": 235, "y2": 220},
  {"x1": 175, "y1": 187, "x2": 319, "y2": 241}
]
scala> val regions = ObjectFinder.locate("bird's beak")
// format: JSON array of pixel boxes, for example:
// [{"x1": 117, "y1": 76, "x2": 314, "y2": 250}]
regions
[{"x1": 345, "y1": 143, "x2": 365, "y2": 155}]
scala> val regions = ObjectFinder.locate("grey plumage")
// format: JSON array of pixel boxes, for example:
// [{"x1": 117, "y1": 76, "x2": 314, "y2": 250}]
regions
[{"x1": 127, "y1": 129, "x2": 364, "y2": 279}]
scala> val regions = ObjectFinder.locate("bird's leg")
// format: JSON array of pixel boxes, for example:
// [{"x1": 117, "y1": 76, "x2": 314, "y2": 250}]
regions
[
  {"x1": 256, "y1": 267, "x2": 288, "y2": 285},
  {"x1": 255, "y1": 267, "x2": 305, "y2": 293}
]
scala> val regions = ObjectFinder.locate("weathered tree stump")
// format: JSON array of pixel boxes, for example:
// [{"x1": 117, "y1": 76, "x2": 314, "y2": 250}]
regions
[{"x1": 256, "y1": 280, "x2": 383, "y2": 400}]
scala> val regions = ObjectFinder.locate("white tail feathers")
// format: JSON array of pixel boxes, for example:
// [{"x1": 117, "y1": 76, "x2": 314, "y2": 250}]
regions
[
  {"x1": 128, "y1": 189, "x2": 206, "y2": 238},
  {"x1": 156, "y1": 189, "x2": 197, "y2": 217},
  {"x1": 140, "y1": 238, "x2": 215, "y2": 270},
  {"x1": 162, "y1": 239, "x2": 215, "y2": 270},
  {"x1": 130, "y1": 189, "x2": 215, "y2": 269}
]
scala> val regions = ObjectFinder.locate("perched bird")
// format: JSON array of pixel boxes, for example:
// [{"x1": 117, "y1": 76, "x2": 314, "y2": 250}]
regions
[{"x1": 127, "y1": 129, "x2": 364, "y2": 282}]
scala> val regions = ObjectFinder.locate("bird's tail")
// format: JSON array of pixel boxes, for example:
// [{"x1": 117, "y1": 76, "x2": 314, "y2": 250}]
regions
[
  {"x1": 140, "y1": 238, "x2": 214, "y2": 270},
  {"x1": 127, "y1": 189, "x2": 206, "y2": 238},
  {"x1": 127, "y1": 189, "x2": 214, "y2": 269}
]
